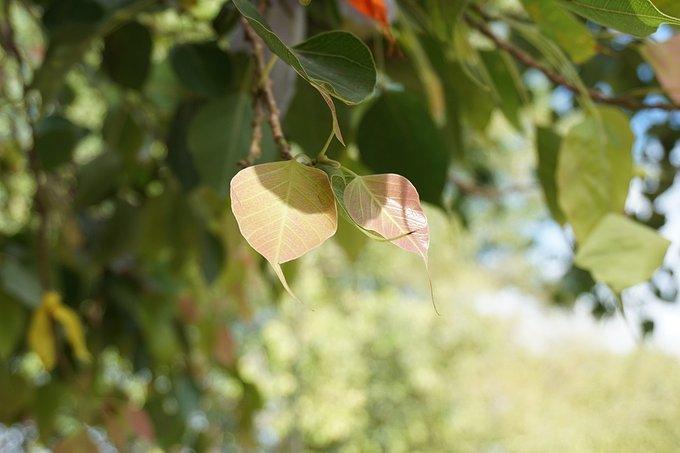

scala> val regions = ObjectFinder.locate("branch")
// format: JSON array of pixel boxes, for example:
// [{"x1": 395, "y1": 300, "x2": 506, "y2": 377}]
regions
[
  {"x1": 1, "y1": 0, "x2": 52, "y2": 290},
  {"x1": 464, "y1": 9, "x2": 680, "y2": 112},
  {"x1": 240, "y1": 17, "x2": 292, "y2": 160},
  {"x1": 240, "y1": 96, "x2": 264, "y2": 167}
]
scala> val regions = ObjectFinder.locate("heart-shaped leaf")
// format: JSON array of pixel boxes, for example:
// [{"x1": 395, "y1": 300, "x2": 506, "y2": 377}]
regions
[
  {"x1": 344, "y1": 173, "x2": 437, "y2": 312},
  {"x1": 575, "y1": 213, "x2": 670, "y2": 292},
  {"x1": 230, "y1": 160, "x2": 338, "y2": 299},
  {"x1": 232, "y1": 0, "x2": 376, "y2": 142},
  {"x1": 343, "y1": 174, "x2": 429, "y2": 258}
]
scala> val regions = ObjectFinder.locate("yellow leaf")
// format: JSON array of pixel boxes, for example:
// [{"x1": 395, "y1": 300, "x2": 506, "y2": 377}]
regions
[
  {"x1": 52, "y1": 304, "x2": 92, "y2": 364},
  {"x1": 28, "y1": 305, "x2": 56, "y2": 371}
]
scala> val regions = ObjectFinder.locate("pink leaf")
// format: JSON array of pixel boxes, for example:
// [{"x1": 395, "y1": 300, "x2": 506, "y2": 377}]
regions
[
  {"x1": 343, "y1": 173, "x2": 429, "y2": 260},
  {"x1": 643, "y1": 35, "x2": 680, "y2": 104}
]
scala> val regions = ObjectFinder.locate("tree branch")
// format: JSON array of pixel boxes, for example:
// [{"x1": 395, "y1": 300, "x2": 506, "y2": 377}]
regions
[
  {"x1": 464, "y1": 8, "x2": 680, "y2": 112},
  {"x1": 1, "y1": 0, "x2": 52, "y2": 290},
  {"x1": 240, "y1": 17, "x2": 292, "y2": 160}
]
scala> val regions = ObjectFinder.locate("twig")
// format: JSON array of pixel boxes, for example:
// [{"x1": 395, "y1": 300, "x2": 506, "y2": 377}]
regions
[
  {"x1": 1, "y1": 0, "x2": 52, "y2": 290},
  {"x1": 464, "y1": 8, "x2": 680, "y2": 112},
  {"x1": 240, "y1": 96, "x2": 265, "y2": 167},
  {"x1": 240, "y1": 17, "x2": 292, "y2": 160}
]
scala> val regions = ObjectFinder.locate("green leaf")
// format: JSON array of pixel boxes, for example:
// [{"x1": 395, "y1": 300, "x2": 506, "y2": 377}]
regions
[
  {"x1": 575, "y1": 214, "x2": 670, "y2": 292},
  {"x1": 357, "y1": 92, "x2": 449, "y2": 205},
  {"x1": 535, "y1": 127, "x2": 565, "y2": 224},
  {"x1": 34, "y1": 115, "x2": 86, "y2": 170},
  {"x1": 102, "y1": 104, "x2": 145, "y2": 160},
  {"x1": 0, "y1": 294, "x2": 26, "y2": 359},
  {"x1": 166, "y1": 101, "x2": 202, "y2": 191},
  {"x1": 33, "y1": 0, "x2": 154, "y2": 103},
  {"x1": 169, "y1": 41, "x2": 232, "y2": 97},
  {"x1": 284, "y1": 80, "x2": 348, "y2": 156},
  {"x1": 480, "y1": 50, "x2": 526, "y2": 130},
  {"x1": 521, "y1": 0, "x2": 597, "y2": 64},
  {"x1": 232, "y1": 0, "x2": 376, "y2": 142},
  {"x1": 75, "y1": 151, "x2": 124, "y2": 207},
  {"x1": 233, "y1": 0, "x2": 376, "y2": 104},
  {"x1": 559, "y1": 0, "x2": 680, "y2": 37},
  {"x1": 102, "y1": 20, "x2": 152, "y2": 90},
  {"x1": 230, "y1": 160, "x2": 338, "y2": 300},
  {"x1": 557, "y1": 107, "x2": 633, "y2": 242},
  {"x1": 0, "y1": 256, "x2": 41, "y2": 308},
  {"x1": 655, "y1": 0, "x2": 680, "y2": 17},
  {"x1": 187, "y1": 93, "x2": 252, "y2": 196}
]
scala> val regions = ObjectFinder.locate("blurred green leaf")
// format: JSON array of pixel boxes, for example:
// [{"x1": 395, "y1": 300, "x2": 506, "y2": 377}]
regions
[
  {"x1": 166, "y1": 101, "x2": 202, "y2": 191},
  {"x1": 34, "y1": 115, "x2": 86, "y2": 170},
  {"x1": 187, "y1": 93, "x2": 252, "y2": 195},
  {"x1": 102, "y1": 21, "x2": 152, "y2": 90},
  {"x1": 575, "y1": 213, "x2": 670, "y2": 292},
  {"x1": 557, "y1": 107, "x2": 633, "y2": 242},
  {"x1": 522, "y1": 0, "x2": 597, "y2": 64},
  {"x1": 75, "y1": 152, "x2": 124, "y2": 207},
  {"x1": 559, "y1": 0, "x2": 680, "y2": 37},
  {"x1": 102, "y1": 104, "x2": 145, "y2": 160},
  {"x1": 0, "y1": 256, "x2": 41, "y2": 308},
  {"x1": 536, "y1": 127, "x2": 565, "y2": 224},
  {"x1": 480, "y1": 50, "x2": 525, "y2": 130},
  {"x1": 357, "y1": 92, "x2": 449, "y2": 205},
  {"x1": 169, "y1": 41, "x2": 232, "y2": 97},
  {"x1": 0, "y1": 294, "x2": 26, "y2": 359}
]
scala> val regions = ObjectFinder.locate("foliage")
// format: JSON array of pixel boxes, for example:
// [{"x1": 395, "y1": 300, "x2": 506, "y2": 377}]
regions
[{"x1": 0, "y1": 0, "x2": 679, "y2": 449}]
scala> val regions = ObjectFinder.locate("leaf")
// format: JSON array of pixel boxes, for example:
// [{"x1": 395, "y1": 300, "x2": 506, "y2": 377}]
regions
[
  {"x1": 74, "y1": 151, "x2": 124, "y2": 207},
  {"x1": 536, "y1": 127, "x2": 565, "y2": 224},
  {"x1": 480, "y1": 50, "x2": 526, "y2": 130},
  {"x1": 284, "y1": 80, "x2": 348, "y2": 156},
  {"x1": 655, "y1": 0, "x2": 680, "y2": 17},
  {"x1": 51, "y1": 303, "x2": 92, "y2": 364},
  {"x1": 521, "y1": 0, "x2": 597, "y2": 64},
  {"x1": 559, "y1": 0, "x2": 680, "y2": 37},
  {"x1": 357, "y1": 92, "x2": 449, "y2": 205},
  {"x1": 557, "y1": 107, "x2": 633, "y2": 242},
  {"x1": 169, "y1": 41, "x2": 232, "y2": 97},
  {"x1": 232, "y1": 0, "x2": 376, "y2": 141},
  {"x1": 348, "y1": 0, "x2": 389, "y2": 27},
  {"x1": 102, "y1": 104, "x2": 145, "y2": 160},
  {"x1": 343, "y1": 173, "x2": 437, "y2": 313},
  {"x1": 28, "y1": 304, "x2": 56, "y2": 371},
  {"x1": 187, "y1": 93, "x2": 253, "y2": 195},
  {"x1": 234, "y1": 0, "x2": 376, "y2": 104},
  {"x1": 0, "y1": 256, "x2": 41, "y2": 308},
  {"x1": 230, "y1": 160, "x2": 338, "y2": 299},
  {"x1": 34, "y1": 115, "x2": 86, "y2": 171},
  {"x1": 641, "y1": 34, "x2": 680, "y2": 104},
  {"x1": 575, "y1": 213, "x2": 670, "y2": 292},
  {"x1": 0, "y1": 295, "x2": 26, "y2": 359},
  {"x1": 102, "y1": 20, "x2": 152, "y2": 90},
  {"x1": 166, "y1": 101, "x2": 202, "y2": 191},
  {"x1": 344, "y1": 174, "x2": 429, "y2": 259},
  {"x1": 33, "y1": 0, "x2": 154, "y2": 103}
]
